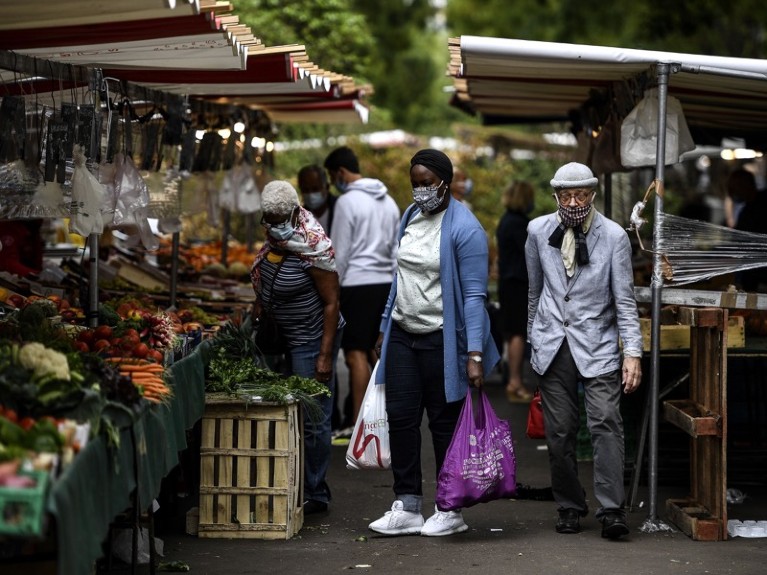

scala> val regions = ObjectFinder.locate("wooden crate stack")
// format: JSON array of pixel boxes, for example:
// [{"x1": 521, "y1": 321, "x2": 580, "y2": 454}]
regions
[{"x1": 198, "y1": 396, "x2": 304, "y2": 539}]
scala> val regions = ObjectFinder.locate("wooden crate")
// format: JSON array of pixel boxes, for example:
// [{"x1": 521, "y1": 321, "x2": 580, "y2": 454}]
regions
[
  {"x1": 639, "y1": 315, "x2": 744, "y2": 352},
  {"x1": 198, "y1": 395, "x2": 304, "y2": 539}
]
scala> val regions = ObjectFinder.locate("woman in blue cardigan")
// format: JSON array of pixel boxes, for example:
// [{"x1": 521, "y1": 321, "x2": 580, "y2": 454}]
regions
[{"x1": 369, "y1": 149, "x2": 500, "y2": 537}]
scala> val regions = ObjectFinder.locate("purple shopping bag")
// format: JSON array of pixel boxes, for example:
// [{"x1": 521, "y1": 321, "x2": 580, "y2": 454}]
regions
[{"x1": 435, "y1": 388, "x2": 517, "y2": 511}]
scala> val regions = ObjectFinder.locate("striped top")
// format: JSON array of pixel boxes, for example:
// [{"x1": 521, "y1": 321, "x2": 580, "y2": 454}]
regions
[{"x1": 258, "y1": 254, "x2": 345, "y2": 347}]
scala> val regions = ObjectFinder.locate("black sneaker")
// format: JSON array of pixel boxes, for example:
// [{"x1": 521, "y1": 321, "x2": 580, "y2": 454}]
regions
[
  {"x1": 303, "y1": 500, "x2": 329, "y2": 515},
  {"x1": 556, "y1": 509, "x2": 581, "y2": 534},
  {"x1": 601, "y1": 513, "x2": 629, "y2": 539}
]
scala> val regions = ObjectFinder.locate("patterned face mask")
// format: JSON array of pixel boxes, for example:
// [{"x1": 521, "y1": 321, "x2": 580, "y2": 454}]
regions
[
  {"x1": 558, "y1": 203, "x2": 592, "y2": 227},
  {"x1": 413, "y1": 180, "x2": 445, "y2": 213}
]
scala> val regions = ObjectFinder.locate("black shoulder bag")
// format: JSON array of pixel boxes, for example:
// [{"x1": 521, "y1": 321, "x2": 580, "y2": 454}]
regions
[{"x1": 254, "y1": 255, "x2": 288, "y2": 355}]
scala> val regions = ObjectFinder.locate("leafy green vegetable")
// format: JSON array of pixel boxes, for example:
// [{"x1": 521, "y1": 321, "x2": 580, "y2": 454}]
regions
[{"x1": 206, "y1": 347, "x2": 330, "y2": 422}]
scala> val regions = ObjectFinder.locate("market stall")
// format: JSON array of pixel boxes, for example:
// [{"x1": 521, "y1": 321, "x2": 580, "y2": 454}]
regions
[
  {"x1": 448, "y1": 36, "x2": 767, "y2": 539},
  {"x1": 0, "y1": 1, "x2": 369, "y2": 571}
]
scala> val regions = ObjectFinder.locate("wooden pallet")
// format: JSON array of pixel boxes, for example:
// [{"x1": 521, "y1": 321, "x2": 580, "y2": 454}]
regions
[{"x1": 663, "y1": 307, "x2": 728, "y2": 541}]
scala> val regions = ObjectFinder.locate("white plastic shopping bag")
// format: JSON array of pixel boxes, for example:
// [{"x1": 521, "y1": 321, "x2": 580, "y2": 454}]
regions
[
  {"x1": 345, "y1": 362, "x2": 390, "y2": 470},
  {"x1": 620, "y1": 87, "x2": 695, "y2": 167}
]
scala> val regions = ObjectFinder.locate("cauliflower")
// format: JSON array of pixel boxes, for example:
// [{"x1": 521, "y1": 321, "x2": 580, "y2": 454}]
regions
[{"x1": 18, "y1": 342, "x2": 71, "y2": 381}]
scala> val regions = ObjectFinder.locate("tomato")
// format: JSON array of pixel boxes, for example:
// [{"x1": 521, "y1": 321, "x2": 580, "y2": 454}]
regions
[
  {"x1": 4, "y1": 408, "x2": 18, "y2": 423},
  {"x1": 93, "y1": 339, "x2": 111, "y2": 352},
  {"x1": 132, "y1": 343, "x2": 150, "y2": 359},
  {"x1": 19, "y1": 417, "x2": 36, "y2": 431},
  {"x1": 122, "y1": 333, "x2": 141, "y2": 346},
  {"x1": 74, "y1": 341, "x2": 90, "y2": 353},
  {"x1": 147, "y1": 349, "x2": 164, "y2": 363},
  {"x1": 77, "y1": 329, "x2": 95, "y2": 344},
  {"x1": 94, "y1": 325, "x2": 113, "y2": 340},
  {"x1": 122, "y1": 328, "x2": 139, "y2": 339}
]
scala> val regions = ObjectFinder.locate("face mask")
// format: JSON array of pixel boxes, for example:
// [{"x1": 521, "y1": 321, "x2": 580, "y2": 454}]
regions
[
  {"x1": 334, "y1": 178, "x2": 348, "y2": 194},
  {"x1": 303, "y1": 191, "x2": 325, "y2": 210},
  {"x1": 268, "y1": 224, "x2": 296, "y2": 241},
  {"x1": 558, "y1": 203, "x2": 592, "y2": 227},
  {"x1": 463, "y1": 178, "x2": 474, "y2": 197},
  {"x1": 413, "y1": 181, "x2": 444, "y2": 213}
]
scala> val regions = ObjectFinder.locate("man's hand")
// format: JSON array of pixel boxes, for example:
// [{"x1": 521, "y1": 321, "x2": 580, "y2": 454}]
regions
[{"x1": 622, "y1": 356, "x2": 642, "y2": 394}]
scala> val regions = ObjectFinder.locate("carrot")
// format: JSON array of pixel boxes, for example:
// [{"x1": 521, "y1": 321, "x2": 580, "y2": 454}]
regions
[{"x1": 117, "y1": 364, "x2": 164, "y2": 373}]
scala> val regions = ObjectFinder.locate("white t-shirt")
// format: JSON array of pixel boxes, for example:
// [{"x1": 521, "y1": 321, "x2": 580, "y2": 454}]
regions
[{"x1": 392, "y1": 209, "x2": 445, "y2": 333}]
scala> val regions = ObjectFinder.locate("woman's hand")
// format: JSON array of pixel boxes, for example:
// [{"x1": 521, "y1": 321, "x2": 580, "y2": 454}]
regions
[
  {"x1": 315, "y1": 352, "x2": 333, "y2": 384},
  {"x1": 467, "y1": 354, "x2": 483, "y2": 388}
]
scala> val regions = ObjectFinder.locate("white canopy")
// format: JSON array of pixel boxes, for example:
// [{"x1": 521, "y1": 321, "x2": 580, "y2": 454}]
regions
[{"x1": 450, "y1": 36, "x2": 767, "y2": 146}]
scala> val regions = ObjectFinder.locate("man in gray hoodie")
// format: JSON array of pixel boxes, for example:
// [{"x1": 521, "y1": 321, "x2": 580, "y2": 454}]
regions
[{"x1": 324, "y1": 146, "x2": 400, "y2": 429}]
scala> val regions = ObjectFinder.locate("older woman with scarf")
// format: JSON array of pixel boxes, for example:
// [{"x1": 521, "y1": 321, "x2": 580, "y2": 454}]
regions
[
  {"x1": 250, "y1": 180, "x2": 345, "y2": 515},
  {"x1": 368, "y1": 149, "x2": 500, "y2": 537}
]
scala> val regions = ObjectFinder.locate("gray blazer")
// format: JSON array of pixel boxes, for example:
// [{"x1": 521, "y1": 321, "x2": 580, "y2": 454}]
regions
[{"x1": 525, "y1": 211, "x2": 643, "y2": 378}]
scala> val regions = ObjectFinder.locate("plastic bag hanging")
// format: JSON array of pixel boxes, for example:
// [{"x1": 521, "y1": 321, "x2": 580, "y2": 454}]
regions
[
  {"x1": 620, "y1": 88, "x2": 695, "y2": 167},
  {"x1": 111, "y1": 152, "x2": 150, "y2": 226},
  {"x1": 68, "y1": 145, "x2": 106, "y2": 237}
]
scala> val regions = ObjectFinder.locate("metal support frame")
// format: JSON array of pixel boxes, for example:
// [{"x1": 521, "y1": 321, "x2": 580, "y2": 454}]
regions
[{"x1": 643, "y1": 62, "x2": 672, "y2": 532}]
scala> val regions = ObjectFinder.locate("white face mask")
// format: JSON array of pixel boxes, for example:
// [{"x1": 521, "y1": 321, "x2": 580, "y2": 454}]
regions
[
  {"x1": 303, "y1": 191, "x2": 325, "y2": 210},
  {"x1": 413, "y1": 180, "x2": 444, "y2": 213}
]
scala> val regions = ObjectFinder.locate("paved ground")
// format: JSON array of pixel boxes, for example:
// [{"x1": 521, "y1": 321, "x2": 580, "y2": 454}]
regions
[{"x1": 138, "y1": 364, "x2": 767, "y2": 575}]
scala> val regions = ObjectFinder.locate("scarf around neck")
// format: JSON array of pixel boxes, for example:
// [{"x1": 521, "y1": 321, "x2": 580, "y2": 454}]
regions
[{"x1": 548, "y1": 207, "x2": 595, "y2": 277}]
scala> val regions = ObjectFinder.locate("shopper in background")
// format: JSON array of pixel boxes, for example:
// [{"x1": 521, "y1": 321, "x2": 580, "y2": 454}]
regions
[
  {"x1": 298, "y1": 164, "x2": 337, "y2": 236},
  {"x1": 323, "y1": 146, "x2": 400, "y2": 435},
  {"x1": 732, "y1": 167, "x2": 767, "y2": 291},
  {"x1": 369, "y1": 149, "x2": 500, "y2": 537},
  {"x1": 250, "y1": 181, "x2": 345, "y2": 515},
  {"x1": 525, "y1": 162, "x2": 642, "y2": 540},
  {"x1": 496, "y1": 180, "x2": 535, "y2": 403},
  {"x1": 451, "y1": 166, "x2": 473, "y2": 211}
]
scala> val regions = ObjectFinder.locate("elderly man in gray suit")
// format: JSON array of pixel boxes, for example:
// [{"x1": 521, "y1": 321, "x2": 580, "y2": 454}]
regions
[{"x1": 525, "y1": 162, "x2": 643, "y2": 540}]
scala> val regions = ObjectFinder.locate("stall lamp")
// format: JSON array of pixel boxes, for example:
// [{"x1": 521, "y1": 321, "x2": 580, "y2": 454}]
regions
[
  {"x1": 218, "y1": 128, "x2": 231, "y2": 140},
  {"x1": 265, "y1": 141, "x2": 274, "y2": 153},
  {"x1": 233, "y1": 121, "x2": 246, "y2": 133},
  {"x1": 195, "y1": 129, "x2": 206, "y2": 140},
  {"x1": 720, "y1": 148, "x2": 763, "y2": 160},
  {"x1": 251, "y1": 136, "x2": 266, "y2": 149}
]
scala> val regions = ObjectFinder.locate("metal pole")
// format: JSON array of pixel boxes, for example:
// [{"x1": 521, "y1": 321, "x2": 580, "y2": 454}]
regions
[
  {"x1": 603, "y1": 173, "x2": 613, "y2": 219},
  {"x1": 646, "y1": 62, "x2": 671, "y2": 529},
  {"x1": 221, "y1": 209, "x2": 231, "y2": 266},
  {"x1": 87, "y1": 233, "x2": 99, "y2": 328},
  {"x1": 169, "y1": 179, "x2": 183, "y2": 310},
  {"x1": 169, "y1": 232, "x2": 180, "y2": 309}
]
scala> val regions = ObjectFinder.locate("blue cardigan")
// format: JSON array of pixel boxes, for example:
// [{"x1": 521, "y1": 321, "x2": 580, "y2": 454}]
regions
[{"x1": 375, "y1": 198, "x2": 501, "y2": 402}]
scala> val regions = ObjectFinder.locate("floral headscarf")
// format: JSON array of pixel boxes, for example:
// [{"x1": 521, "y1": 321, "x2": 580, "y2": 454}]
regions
[{"x1": 250, "y1": 206, "x2": 336, "y2": 293}]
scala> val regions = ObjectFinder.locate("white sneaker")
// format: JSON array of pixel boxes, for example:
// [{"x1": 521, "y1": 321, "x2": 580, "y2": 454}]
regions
[
  {"x1": 421, "y1": 506, "x2": 468, "y2": 537},
  {"x1": 368, "y1": 501, "x2": 424, "y2": 535}
]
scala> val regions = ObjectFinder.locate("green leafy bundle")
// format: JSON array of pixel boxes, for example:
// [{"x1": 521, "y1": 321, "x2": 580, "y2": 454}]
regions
[{"x1": 206, "y1": 347, "x2": 329, "y2": 422}]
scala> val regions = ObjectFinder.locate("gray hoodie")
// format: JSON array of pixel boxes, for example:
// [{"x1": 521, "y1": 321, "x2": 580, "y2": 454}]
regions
[{"x1": 331, "y1": 177, "x2": 400, "y2": 286}]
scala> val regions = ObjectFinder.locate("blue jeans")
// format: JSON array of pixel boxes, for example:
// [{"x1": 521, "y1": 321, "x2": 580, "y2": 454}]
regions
[
  {"x1": 286, "y1": 329, "x2": 342, "y2": 504},
  {"x1": 384, "y1": 323, "x2": 463, "y2": 513}
]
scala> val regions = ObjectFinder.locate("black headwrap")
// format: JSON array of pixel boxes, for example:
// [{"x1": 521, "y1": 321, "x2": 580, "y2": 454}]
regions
[{"x1": 410, "y1": 149, "x2": 453, "y2": 184}]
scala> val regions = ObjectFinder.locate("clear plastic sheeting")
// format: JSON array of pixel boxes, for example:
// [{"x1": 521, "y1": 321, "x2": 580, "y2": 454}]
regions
[
  {"x1": 655, "y1": 213, "x2": 767, "y2": 285},
  {"x1": 0, "y1": 160, "x2": 71, "y2": 219}
]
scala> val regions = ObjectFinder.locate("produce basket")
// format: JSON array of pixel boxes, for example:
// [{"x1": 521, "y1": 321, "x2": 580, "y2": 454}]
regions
[{"x1": 0, "y1": 469, "x2": 50, "y2": 537}]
